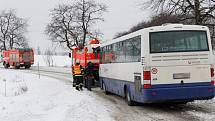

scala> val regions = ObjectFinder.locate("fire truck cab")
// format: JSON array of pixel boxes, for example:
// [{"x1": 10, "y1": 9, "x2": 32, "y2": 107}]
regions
[
  {"x1": 70, "y1": 39, "x2": 101, "y2": 83},
  {"x1": 2, "y1": 48, "x2": 34, "y2": 69}
]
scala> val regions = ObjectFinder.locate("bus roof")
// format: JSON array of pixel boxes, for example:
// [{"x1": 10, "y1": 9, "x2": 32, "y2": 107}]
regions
[{"x1": 101, "y1": 24, "x2": 209, "y2": 47}]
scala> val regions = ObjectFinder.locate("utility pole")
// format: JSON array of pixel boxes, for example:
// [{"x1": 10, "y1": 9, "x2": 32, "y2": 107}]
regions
[
  {"x1": 3, "y1": 79, "x2": 6, "y2": 97},
  {"x1": 38, "y1": 62, "x2": 40, "y2": 79}
]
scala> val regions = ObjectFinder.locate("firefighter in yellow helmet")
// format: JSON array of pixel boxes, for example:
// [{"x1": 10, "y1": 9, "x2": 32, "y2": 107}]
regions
[{"x1": 72, "y1": 61, "x2": 84, "y2": 91}]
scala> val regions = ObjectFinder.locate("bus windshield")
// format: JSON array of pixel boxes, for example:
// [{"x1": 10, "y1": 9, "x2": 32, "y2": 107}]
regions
[{"x1": 150, "y1": 31, "x2": 209, "y2": 53}]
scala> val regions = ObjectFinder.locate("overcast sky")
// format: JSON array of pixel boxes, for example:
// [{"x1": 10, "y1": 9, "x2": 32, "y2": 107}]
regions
[{"x1": 0, "y1": 0, "x2": 150, "y2": 52}]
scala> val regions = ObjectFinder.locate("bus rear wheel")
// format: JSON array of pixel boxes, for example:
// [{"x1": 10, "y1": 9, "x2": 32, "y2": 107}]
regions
[
  {"x1": 125, "y1": 88, "x2": 135, "y2": 106},
  {"x1": 103, "y1": 83, "x2": 110, "y2": 95}
]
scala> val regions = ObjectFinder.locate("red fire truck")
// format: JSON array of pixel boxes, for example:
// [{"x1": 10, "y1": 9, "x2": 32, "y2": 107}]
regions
[
  {"x1": 70, "y1": 39, "x2": 101, "y2": 83},
  {"x1": 2, "y1": 48, "x2": 34, "y2": 69}
]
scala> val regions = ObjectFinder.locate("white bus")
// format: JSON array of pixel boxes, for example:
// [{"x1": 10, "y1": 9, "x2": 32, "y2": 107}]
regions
[{"x1": 99, "y1": 24, "x2": 215, "y2": 105}]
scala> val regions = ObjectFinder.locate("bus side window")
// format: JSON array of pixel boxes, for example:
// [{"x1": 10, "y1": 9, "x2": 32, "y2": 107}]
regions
[
  {"x1": 109, "y1": 44, "x2": 115, "y2": 63},
  {"x1": 125, "y1": 36, "x2": 141, "y2": 62},
  {"x1": 133, "y1": 36, "x2": 141, "y2": 62},
  {"x1": 115, "y1": 41, "x2": 125, "y2": 63},
  {"x1": 101, "y1": 47, "x2": 106, "y2": 64},
  {"x1": 125, "y1": 39, "x2": 133, "y2": 62}
]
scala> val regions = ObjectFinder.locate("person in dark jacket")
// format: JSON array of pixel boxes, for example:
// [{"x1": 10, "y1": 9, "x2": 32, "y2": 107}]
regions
[
  {"x1": 84, "y1": 62, "x2": 94, "y2": 91},
  {"x1": 72, "y1": 61, "x2": 84, "y2": 91}
]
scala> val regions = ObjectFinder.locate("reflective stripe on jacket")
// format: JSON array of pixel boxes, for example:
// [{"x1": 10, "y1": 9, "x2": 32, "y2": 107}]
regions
[{"x1": 73, "y1": 65, "x2": 82, "y2": 76}]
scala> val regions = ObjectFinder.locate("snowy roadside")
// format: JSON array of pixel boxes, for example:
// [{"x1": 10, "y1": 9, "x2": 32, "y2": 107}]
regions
[{"x1": 0, "y1": 68, "x2": 114, "y2": 121}]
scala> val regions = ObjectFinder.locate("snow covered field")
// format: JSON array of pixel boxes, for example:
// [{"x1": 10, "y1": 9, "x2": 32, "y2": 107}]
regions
[
  {"x1": 33, "y1": 55, "x2": 71, "y2": 67},
  {"x1": 0, "y1": 69, "x2": 114, "y2": 121}
]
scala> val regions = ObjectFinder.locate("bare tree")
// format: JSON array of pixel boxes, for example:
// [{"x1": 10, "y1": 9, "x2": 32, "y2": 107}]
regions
[
  {"x1": 46, "y1": 5, "x2": 79, "y2": 50},
  {"x1": 114, "y1": 13, "x2": 182, "y2": 38},
  {"x1": 145, "y1": 0, "x2": 215, "y2": 25},
  {"x1": 74, "y1": 0, "x2": 107, "y2": 47},
  {"x1": 46, "y1": 0, "x2": 107, "y2": 50},
  {"x1": 0, "y1": 9, "x2": 28, "y2": 51},
  {"x1": 143, "y1": 0, "x2": 215, "y2": 48},
  {"x1": 43, "y1": 48, "x2": 53, "y2": 67},
  {"x1": 8, "y1": 20, "x2": 28, "y2": 49}
]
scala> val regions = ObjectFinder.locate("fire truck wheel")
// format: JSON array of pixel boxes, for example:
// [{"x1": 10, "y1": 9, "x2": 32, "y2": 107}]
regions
[
  {"x1": 3, "y1": 62, "x2": 9, "y2": 68},
  {"x1": 25, "y1": 65, "x2": 31, "y2": 69},
  {"x1": 15, "y1": 66, "x2": 20, "y2": 69}
]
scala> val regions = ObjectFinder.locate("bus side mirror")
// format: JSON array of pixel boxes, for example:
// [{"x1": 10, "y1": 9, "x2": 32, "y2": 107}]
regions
[{"x1": 69, "y1": 53, "x2": 71, "y2": 58}]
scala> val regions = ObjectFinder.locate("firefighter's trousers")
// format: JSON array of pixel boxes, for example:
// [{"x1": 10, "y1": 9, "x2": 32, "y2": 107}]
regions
[
  {"x1": 73, "y1": 75, "x2": 83, "y2": 90},
  {"x1": 86, "y1": 76, "x2": 93, "y2": 91}
]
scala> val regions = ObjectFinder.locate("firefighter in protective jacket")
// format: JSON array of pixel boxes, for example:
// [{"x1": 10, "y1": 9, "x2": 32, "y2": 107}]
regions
[{"x1": 72, "y1": 61, "x2": 84, "y2": 91}]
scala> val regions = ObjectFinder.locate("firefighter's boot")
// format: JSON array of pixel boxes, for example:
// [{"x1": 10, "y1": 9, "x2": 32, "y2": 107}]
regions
[
  {"x1": 75, "y1": 85, "x2": 80, "y2": 91},
  {"x1": 80, "y1": 83, "x2": 83, "y2": 91},
  {"x1": 73, "y1": 83, "x2": 76, "y2": 87}
]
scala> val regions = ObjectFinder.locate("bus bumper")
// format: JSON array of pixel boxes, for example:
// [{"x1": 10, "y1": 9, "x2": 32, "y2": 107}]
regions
[{"x1": 139, "y1": 84, "x2": 215, "y2": 103}]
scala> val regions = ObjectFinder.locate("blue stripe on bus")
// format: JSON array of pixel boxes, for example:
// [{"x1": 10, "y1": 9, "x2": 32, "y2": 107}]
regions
[
  {"x1": 151, "y1": 82, "x2": 212, "y2": 88},
  {"x1": 100, "y1": 77, "x2": 215, "y2": 103}
]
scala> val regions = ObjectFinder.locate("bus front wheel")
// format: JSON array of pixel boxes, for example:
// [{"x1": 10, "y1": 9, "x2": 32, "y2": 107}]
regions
[{"x1": 103, "y1": 83, "x2": 110, "y2": 95}]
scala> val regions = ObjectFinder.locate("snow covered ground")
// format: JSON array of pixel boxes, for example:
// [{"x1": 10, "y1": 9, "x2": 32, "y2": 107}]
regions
[
  {"x1": 0, "y1": 69, "x2": 114, "y2": 121},
  {"x1": 1, "y1": 54, "x2": 215, "y2": 121}
]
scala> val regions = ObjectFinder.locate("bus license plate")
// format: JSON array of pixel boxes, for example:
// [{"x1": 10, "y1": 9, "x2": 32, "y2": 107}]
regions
[{"x1": 173, "y1": 73, "x2": 190, "y2": 79}]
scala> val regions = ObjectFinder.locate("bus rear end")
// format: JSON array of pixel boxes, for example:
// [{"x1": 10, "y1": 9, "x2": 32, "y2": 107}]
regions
[{"x1": 143, "y1": 25, "x2": 214, "y2": 103}]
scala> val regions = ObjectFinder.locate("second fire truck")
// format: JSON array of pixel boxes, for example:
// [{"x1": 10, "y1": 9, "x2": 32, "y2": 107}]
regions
[{"x1": 2, "y1": 48, "x2": 34, "y2": 69}]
